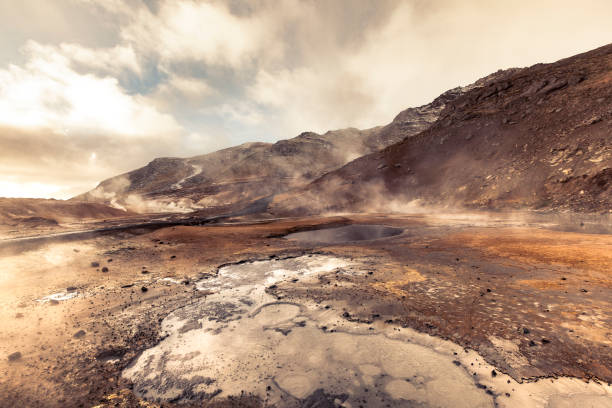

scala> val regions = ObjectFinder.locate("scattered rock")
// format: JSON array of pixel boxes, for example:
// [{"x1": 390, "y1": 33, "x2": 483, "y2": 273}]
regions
[
  {"x1": 90, "y1": 262, "x2": 100, "y2": 268},
  {"x1": 141, "y1": 286, "x2": 148, "y2": 292},
  {"x1": 101, "y1": 267, "x2": 109, "y2": 273},
  {"x1": 73, "y1": 330, "x2": 86, "y2": 339},
  {"x1": 8, "y1": 352, "x2": 22, "y2": 361}
]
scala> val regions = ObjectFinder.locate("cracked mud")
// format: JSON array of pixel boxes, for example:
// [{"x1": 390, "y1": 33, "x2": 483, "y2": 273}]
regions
[{"x1": 124, "y1": 255, "x2": 612, "y2": 407}]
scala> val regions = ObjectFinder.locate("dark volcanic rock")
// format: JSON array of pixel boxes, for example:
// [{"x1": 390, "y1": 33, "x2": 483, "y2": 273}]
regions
[
  {"x1": 73, "y1": 330, "x2": 86, "y2": 339},
  {"x1": 8, "y1": 352, "x2": 22, "y2": 361},
  {"x1": 271, "y1": 43, "x2": 612, "y2": 215}
]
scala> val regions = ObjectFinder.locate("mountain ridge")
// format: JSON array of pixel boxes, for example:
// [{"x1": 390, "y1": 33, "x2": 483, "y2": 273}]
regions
[
  {"x1": 270, "y1": 43, "x2": 612, "y2": 215},
  {"x1": 74, "y1": 71, "x2": 515, "y2": 213}
]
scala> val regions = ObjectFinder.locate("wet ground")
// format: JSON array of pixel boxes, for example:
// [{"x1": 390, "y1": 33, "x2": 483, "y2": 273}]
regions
[
  {"x1": 0, "y1": 212, "x2": 611, "y2": 407},
  {"x1": 284, "y1": 224, "x2": 404, "y2": 243}
]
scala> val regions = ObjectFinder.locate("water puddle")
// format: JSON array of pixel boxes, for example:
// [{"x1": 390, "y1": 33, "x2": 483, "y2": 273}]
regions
[
  {"x1": 284, "y1": 224, "x2": 403, "y2": 243},
  {"x1": 123, "y1": 255, "x2": 612, "y2": 407}
]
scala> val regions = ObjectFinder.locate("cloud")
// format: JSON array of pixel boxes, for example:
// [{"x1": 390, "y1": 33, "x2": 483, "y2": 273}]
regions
[
  {"x1": 0, "y1": 41, "x2": 180, "y2": 136},
  {"x1": 122, "y1": 0, "x2": 282, "y2": 68},
  {"x1": 2, "y1": 0, "x2": 612, "y2": 199},
  {"x1": 149, "y1": 75, "x2": 216, "y2": 112},
  {"x1": 0, "y1": 41, "x2": 191, "y2": 199},
  {"x1": 247, "y1": 67, "x2": 376, "y2": 133},
  {"x1": 58, "y1": 43, "x2": 141, "y2": 76}
]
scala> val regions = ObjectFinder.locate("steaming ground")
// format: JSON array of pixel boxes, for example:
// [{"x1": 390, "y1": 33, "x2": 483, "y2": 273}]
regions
[
  {"x1": 1, "y1": 212, "x2": 611, "y2": 407},
  {"x1": 124, "y1": 255, "x2": 612, "y2": 407}
]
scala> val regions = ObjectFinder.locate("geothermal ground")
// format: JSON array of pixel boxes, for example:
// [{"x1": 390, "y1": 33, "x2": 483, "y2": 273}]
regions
[{"x1": 1, "y1": 212, "x2": 611, "y2": 407}]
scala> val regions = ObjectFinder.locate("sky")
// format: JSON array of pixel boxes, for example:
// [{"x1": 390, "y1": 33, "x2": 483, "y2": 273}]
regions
[{"x1": 1, "y1": 0, "x2": 611, "y2": 199}]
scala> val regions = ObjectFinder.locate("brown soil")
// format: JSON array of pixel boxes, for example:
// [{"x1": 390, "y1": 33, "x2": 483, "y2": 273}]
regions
[{"x1": 1, "y1": 213, "x2": 611, "y2": 407}]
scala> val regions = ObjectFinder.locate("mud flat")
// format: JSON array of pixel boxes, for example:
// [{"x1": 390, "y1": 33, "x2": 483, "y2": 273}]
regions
[
  {"x1": 1, "y1": 213, "x2": 612, "y2": 407},
  {"x1": 123, "y1": 255, "x2": 612, "y2": 407}
]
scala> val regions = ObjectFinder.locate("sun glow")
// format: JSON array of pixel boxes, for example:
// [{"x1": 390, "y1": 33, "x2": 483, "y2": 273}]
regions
[{"x1": 0, "y1": 179, "x2": 68, "y2": 199}]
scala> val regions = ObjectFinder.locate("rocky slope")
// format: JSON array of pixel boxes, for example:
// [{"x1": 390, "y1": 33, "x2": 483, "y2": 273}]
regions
[
  {"x1": 270, "y1": 43, "x2": 612, "y2": 215},
  {"x1": 75, "y1": 73, "x2": 509, "y2": 214}
]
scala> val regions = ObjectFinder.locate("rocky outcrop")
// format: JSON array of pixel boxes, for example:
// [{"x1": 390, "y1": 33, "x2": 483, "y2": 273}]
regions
[{"x1": 271, "y1": 44, "x2": 612, "y2": 215}]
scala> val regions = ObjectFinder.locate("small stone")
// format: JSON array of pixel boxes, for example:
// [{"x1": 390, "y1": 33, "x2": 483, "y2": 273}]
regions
[
  {"x1": 8, "y1": 352, "x2": 21, "y2": 361},
  {"x1": 491, "y1": 370, "x2": 497, "y2": 377},
  {"x1": 141, "y1": 286, "x2": 148, "y2": 292},
  {"x1": 90, "y1": 262, "x2": 100, "y2": 268},
  {"x1": 73, "y1": 330, "x2": 86, "y2": 339},
  {"x1": 101, "y1": 267, "x2": 109, "y2": 273}
]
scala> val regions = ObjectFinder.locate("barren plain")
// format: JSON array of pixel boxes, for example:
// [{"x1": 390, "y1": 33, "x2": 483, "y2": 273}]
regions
[{"x1": 1, "y1": 212, "x2": 611, "y2": 407}]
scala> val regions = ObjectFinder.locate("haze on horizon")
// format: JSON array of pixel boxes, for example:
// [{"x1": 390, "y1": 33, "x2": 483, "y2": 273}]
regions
[{"x1": 1, "y1": 0, "x2": 611, "y2": 199}]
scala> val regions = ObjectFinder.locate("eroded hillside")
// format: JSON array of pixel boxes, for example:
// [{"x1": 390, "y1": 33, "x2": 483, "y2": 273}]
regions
[{"x1": 271, "y1": 44, "x2": 612, "y2": 215}]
